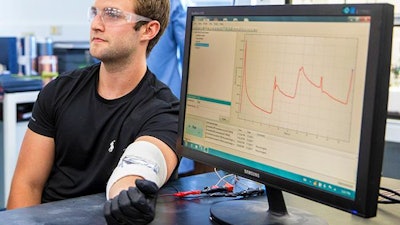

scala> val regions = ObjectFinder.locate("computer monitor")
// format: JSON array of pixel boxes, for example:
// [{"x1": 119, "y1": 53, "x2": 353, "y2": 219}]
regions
[{"x1": 177, "y1": 3, "x2": 394, "y2": 225}]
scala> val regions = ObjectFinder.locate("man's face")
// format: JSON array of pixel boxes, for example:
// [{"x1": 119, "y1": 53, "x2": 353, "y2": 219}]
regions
[{"x1": 89, "y1": 0, "x2": 141, "y2": 63}]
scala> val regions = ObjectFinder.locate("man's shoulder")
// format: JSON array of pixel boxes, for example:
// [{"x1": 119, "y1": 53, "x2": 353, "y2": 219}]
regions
[
  {"x1": 144, "y1": 69, "x2": 177, "y2": 97},
  {"x1": 41, "y1": 63, "x2": 99, "y2": 96}
]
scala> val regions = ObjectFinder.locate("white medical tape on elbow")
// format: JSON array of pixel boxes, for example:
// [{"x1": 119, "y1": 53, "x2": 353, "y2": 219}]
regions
[{"x1": 106, "y1": 140, "x2": 167, "y2": 199}]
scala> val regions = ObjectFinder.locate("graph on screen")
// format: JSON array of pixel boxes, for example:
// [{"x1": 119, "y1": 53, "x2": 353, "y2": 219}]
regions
[{"x1": 233, "y1": 34, "x2": 359, "y2": 145}]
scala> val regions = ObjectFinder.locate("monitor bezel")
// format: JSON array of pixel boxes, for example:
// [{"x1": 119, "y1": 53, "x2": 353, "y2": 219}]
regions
[{"x1": 177, "y1": 3, "x2": 393, "y2": 218}]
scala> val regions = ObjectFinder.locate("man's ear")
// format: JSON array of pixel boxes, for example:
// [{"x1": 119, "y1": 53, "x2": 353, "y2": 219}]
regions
[{"x1": 141, "y1": 20, "x2": 160, "y2": 41}]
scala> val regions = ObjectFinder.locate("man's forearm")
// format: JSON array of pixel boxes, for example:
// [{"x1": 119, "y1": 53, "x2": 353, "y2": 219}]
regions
[
  {"x1": 7, "y1": 184, "x2": 42, "y2": 209},
  {"x1": 108, "y1": 175, "x2": 143, "y2": 199}
]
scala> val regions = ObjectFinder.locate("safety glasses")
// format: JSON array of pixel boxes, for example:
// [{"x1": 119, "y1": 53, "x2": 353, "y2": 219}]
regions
[{"x1": 88, "y1": 7, "x2": 152, "y2": 26}]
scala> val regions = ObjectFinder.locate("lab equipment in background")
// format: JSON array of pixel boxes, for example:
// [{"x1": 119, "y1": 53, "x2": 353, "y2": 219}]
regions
[
  {"x1": 0, "y1": 37, "x2": 18, "y2": 74},
  {"x1": 0, "y1": 64, "x2": 6, "y2": 74},
  {"x1": 37, "y1": 37, "x2": 58, "y2": 86},
  {"x1": 0, "y1": 74, "x2": 43, "y2": 98},
  {"x1": 53, "y1": 41, "x2": 98, "y2": 74},
  {"x1": 37, "y1": 37, "x2": 53, "y2": 56},
  {"x1": 18, "y1": 35, "x2": 38, "y2": 76}
]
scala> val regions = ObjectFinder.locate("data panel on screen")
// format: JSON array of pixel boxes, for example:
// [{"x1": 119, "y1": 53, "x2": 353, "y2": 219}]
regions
[{"x1": 178, "y1": 3, "x2": 393, "y2": 224}]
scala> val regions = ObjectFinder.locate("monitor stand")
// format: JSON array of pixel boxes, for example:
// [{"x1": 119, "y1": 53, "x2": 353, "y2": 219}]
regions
[{"x1": 209, "y1": 186, "x2": 328, "y2": 225}]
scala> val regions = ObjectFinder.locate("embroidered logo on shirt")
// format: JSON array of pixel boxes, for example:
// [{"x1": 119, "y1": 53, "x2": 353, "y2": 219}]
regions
[{"x1": 108, "y1": 140, "x2": 116, "y2": 152}]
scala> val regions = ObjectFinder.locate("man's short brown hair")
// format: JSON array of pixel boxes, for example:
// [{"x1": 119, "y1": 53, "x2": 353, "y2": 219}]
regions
[{"x1": 134, "y1": 0, "x2": 170, "y2": 56}]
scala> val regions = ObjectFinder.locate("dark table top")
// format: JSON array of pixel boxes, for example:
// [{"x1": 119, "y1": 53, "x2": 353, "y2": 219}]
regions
[
  {"x1": 2, "y1": 173, "x2": 399, "y2": 225},
  {"x1": 0, "y1": 172, "x2": 265, "y2": 225}
]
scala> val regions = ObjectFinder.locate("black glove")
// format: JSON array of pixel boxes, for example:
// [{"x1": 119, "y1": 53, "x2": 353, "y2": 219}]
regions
[{"x1": 104, "y1": 179, "x2": 159, "y2": 225}]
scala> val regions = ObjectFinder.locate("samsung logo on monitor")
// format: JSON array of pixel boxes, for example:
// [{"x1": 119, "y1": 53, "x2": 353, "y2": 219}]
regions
[
  {"x1": 244, "y1": 169, "x2": 260, "y2": 178},
  {"x1": 191, "y1": 11, "x2": 205, "y2": 15}
]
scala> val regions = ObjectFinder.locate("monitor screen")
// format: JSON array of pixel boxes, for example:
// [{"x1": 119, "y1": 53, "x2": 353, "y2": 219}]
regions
[{"x1": 177, "y1": 3, "x2": 393, "y2": 224}]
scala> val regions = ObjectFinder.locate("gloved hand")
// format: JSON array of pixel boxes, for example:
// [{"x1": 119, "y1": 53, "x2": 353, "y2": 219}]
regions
[{"x1": 104, "y1": 179, "x2": 159, "y2": 225}]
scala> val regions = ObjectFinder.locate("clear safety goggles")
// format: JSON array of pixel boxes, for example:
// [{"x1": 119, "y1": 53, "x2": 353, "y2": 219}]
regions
[{"x1": 88, "y1": 7, "x2": 152, "y2": 26}]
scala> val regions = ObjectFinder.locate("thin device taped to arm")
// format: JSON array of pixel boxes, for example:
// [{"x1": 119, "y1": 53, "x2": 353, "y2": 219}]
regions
[{"x1": 106, "y1": 140, "x2": 167, "y2": 199}]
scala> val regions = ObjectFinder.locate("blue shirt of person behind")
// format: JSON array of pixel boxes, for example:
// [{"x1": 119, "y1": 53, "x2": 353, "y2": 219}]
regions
[
  {"x1": 147, "y1": 0, "x2": 186, "y2": 98},
  {"x1": 147, "y1": 0, "x2": 194, "y2": 174}
]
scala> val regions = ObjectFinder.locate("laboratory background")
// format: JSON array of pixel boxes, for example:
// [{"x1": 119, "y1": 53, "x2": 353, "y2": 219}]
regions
[{"x1": 0, "y1": 0, "x2": 399, "y2": 210}]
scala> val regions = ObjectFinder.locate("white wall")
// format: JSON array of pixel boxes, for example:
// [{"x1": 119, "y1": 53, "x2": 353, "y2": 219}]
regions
[{"x1": 0, "y1": 0, "x2": 93, "y2": 41}]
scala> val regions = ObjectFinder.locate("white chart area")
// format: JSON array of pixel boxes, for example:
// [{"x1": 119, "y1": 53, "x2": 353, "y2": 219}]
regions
[{"x1": 234, "y1": 34, "x2": 360, "y2": 147}]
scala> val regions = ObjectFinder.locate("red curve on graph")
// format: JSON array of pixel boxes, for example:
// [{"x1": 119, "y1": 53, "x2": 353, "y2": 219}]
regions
[{"x1": 241, "y1": 42, "x2": 355, "y2": 115}]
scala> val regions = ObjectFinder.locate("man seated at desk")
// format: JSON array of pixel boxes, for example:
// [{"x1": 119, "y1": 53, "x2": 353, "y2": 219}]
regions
[{"x1": 6, "y1": 0, "x2": 179, "y2": 225}]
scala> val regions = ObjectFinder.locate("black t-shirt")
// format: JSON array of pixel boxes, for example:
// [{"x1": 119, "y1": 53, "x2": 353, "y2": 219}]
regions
[{"x1": 28, "y1": 63, "x2": 180, "y2": 203}]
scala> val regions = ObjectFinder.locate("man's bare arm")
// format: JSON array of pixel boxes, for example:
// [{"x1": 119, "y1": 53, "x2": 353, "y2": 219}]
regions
[{"x1": 7, "y1": 129, "x2": 55, "y2": 209}]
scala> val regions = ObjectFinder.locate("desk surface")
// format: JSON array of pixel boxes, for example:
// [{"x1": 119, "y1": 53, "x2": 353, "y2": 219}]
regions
[{"x1": 0, "y1": 172, "x2": 399, "y2": 225}]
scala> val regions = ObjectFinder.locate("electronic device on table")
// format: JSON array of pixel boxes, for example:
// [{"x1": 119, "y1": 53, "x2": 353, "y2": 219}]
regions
[{"x1": 177, "y1": 3, "x2": 394, "y2": 225}]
